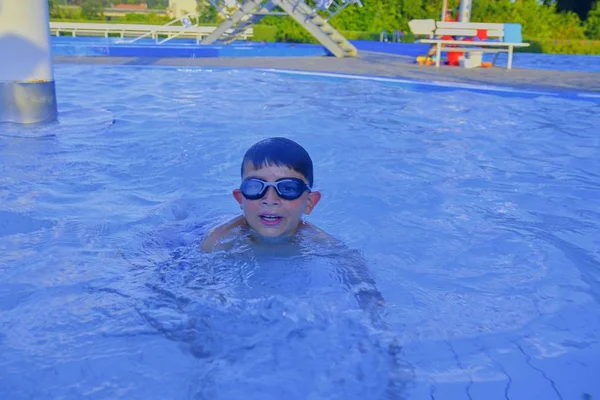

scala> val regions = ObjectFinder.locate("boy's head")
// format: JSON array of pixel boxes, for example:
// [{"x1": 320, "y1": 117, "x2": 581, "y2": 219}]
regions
[
  {"x1": 233, "y1": 137, "x2": 321, "y2": 241},
  {"x1": 240, "y1": 137, "x2": 314, "y2": 187}
]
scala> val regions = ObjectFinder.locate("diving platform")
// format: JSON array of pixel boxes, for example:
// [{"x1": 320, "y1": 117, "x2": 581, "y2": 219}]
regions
[
  {"x1": 202, "y1": 0, "x2": 277, "y2": 44},
  {"x1": 204, "y1": 0, "x2": 360, "y2": 58}
]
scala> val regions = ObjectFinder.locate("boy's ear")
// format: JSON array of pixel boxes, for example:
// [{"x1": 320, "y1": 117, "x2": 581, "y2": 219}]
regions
[
  {"x1": 303, "y1": 191, "x2": 321, "y2": 215},
  {"x1": 233, "y1": 189, "x2": 244, "y2": 208}
]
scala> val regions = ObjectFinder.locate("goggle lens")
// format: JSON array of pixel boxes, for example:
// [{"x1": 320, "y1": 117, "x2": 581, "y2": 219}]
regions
[{"x1": 241, "y1": 178, "x2": 310, "y2": 201}]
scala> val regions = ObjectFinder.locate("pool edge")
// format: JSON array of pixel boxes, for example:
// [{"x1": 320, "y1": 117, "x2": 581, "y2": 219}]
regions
[{"x1": 52, "y1": 53, "x2": 600, "y2": 99}]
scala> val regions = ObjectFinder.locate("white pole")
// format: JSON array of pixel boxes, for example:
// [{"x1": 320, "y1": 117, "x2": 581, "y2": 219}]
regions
[
  {"x1": 0, "y1": 0, "x2": 58, "y2": 124},
  {"x1": 440, "y1": 0, "x2": 448, "y2": 21},
  {"x1": 458, "y1": 0, "x2": 472, "y2": 22}
]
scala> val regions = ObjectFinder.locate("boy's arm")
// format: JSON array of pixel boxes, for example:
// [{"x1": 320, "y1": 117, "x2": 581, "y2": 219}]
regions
[
  {"x1": 329, "y1": 245, "x2": 387, "y2": 327},
  {"x1": 344, "y1": 252, "x2": 386, "y2": 308},
  {"x1": 348, "y1": 260, "x2": 388, "y2": 329},
  {"x1": 200, "y1": 215, "x2": 246, "y2": 252},
  {"x1": 302, "y1": 224, "x2": 385, "y2": 308}
]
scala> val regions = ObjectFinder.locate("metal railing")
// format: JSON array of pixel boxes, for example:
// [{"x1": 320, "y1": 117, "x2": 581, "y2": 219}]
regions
[
  {"x1": 206, "y1": 0, "x2": 242, "y2": 19},
  {"x1": 49, "y1": 22, "x2": 254, "y2": 43},
  {"x1": 379, "y1": 28, "x2": 404, "y2": 43},
  {"x1": 129, "y1": 13, "x2": 198, "y2": 44},
  {"x1": 380, "y1": 28, "x2": 388, "y2": 42}
]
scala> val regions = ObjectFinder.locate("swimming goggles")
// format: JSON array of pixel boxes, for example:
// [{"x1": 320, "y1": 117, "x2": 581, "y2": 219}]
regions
[{"x1": 240, "y1": 177, "x2": 311, "y2": 201}]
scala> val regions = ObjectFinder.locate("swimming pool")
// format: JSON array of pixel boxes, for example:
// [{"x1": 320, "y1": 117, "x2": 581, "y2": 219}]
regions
[
  {"x1": 50, "y1": 36, "x2": 600, "y2": 73},
  {"x1": 1, "y1": 64, "x2": 599, "y2": 399}
]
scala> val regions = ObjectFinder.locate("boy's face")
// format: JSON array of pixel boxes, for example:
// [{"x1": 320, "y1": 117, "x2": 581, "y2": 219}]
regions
[{"x1": 233, "y1": 163, "x2": 321, "y2": 240}]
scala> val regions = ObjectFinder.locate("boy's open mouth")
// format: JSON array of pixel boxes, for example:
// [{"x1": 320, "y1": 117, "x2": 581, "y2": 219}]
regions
[{"x1": 259, "y1": 214, "x2": 283, "y2": 226}]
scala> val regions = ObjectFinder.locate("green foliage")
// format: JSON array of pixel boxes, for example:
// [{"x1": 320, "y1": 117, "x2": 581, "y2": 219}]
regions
[
  {"x1": 50, "y1": 5, "x2": 83, "y2": 19},
  {"x1": 197, "y1": 0, "x2": 219, "y2": 24},
  {"x1": 81, "y1": 0, "x2": 104, "y2": 20},
  {"x1": 470, "y1": 0, "x2": 585, "y2": 39},
  {"x1": 526, "y1": 38, "x2": 600, "y2": 54},
  {"x1": 328, "y1": 0, "x2": 443, "y2": 35},
  {"x1": 339, "y1": 30, "x2": 380, "y2": 41},
  {"x1": 259, "y1": 15, "x2": 318, "y2": 43},
  {"x1": 122, "y1": 12, "x2": 171, "y2": 24},
  {"x1": 253, "y1": 25, "x2": 278, "y2": 42},
  {"x1": 275, "y1": 19, "x2": 318, "y2": 43},
  {"x1": 584, "y1": 1, "x2": 600, "y2": 39}
]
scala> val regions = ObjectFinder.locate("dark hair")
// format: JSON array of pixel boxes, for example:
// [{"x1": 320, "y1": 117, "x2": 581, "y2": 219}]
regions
[{"x1": 241, "y1": 137, "x2": 314, "y2": 187}]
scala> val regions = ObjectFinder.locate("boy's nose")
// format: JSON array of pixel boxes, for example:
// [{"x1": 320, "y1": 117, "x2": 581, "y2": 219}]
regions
[{"x1": 261, "y1": 186, "x2": 281, "y2": 204}]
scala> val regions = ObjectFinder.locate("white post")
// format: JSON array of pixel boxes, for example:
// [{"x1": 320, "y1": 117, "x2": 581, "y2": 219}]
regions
[
  {"x1": 458, "y1": 0, "x2": 472, "y2": 22},
  {"x1": 0, "y1": 0, "x2": 58, "y2": 124},
  {"x1": 440, "y1": 0, "x2": 448, "y2": 21}
]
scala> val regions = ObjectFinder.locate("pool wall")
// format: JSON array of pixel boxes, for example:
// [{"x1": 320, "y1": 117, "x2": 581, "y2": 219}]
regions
[
  {"x1": 50, "y1": 37, "x2": 435, "y2": 58},
  {"x1": 353, "y1": 40, "x2": 431, "y2": 57},
  {"x1": 51, "y1": 37, "x2": 331, "y2": 58}
]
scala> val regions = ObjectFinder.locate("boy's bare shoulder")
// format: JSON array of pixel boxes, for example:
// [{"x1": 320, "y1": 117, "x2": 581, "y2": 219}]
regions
[
  {"x1": 201, "y1": 219, "x2": 337, "y2": 252},
  {"x1": 200, "y1": 215, "x2": 247, "y2": 252},
  {"x1": 299, "y1": 221, "x2": 341, "y2": 246}
]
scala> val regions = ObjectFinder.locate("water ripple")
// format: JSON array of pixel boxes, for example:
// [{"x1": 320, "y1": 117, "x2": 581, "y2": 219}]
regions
[{"x1": 1, "y1": 65, "x2": 599, "y2": 399}]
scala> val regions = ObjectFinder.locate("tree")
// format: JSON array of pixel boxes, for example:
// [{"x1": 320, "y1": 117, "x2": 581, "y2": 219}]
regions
[
  {"x1": 81, "y1": 0, "x2": 104, "y2": 20},
  {"x1": 584, "y1": 0, "x2": 600, "y2": 39},
  {"x1": 197, "y1": 0, "x2": 219, "y2": 23}
]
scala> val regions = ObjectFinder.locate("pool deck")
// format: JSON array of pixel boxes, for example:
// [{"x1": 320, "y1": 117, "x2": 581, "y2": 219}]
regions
[{"x1": 54, "y1": 51, "x2": 600, "y2": 94}]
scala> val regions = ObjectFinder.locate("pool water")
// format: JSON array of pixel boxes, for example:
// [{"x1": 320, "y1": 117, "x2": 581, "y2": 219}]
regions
[{"x1": 1, "y1": 65, "x2": 599, "y2": 399}]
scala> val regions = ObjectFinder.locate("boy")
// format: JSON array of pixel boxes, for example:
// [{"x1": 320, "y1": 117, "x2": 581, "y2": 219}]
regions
[
  {"x1": 200, "y1": 137, "x2": 327, "y2": 252},
  {"x1": 200, "y1": 136, "x2": 385, "y2": 311}
]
